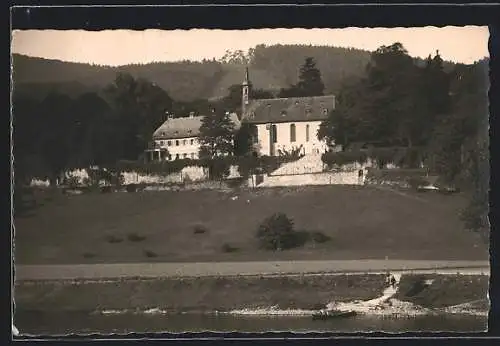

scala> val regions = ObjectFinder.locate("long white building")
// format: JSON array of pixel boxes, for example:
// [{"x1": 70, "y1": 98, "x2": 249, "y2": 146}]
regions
[{"x1": 146, "y1": 112, "x2": 241, "y2": 162}]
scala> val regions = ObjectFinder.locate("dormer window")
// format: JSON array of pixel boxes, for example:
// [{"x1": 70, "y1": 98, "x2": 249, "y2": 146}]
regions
[
  {"x1": 187, "y1": 130, "x2": 192, "y2": 134},
  {"x1": 295, "y1": 101, "x2": 299, "y2": 106},
  {"x1": 281, "y1": 111, "x2": 287, "y2": 117},
  {"x1": 322, "y1": 108, "x2": 328, "y2": 115}
]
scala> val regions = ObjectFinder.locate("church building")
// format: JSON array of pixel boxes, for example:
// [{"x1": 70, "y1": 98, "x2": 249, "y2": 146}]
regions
[
  {"x1": 146, "y1": 68, "x2": 335, "y2": 161},
  {"x1": 240, "y1": 68, "x2": 336, "y2": 157}
]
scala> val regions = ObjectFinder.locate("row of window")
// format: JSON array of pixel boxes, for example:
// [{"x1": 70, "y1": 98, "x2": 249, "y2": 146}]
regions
[
  {"x1": 160, "y1": 152, "x2": 197, "y2": 161},
  {"x1": 270, "y1": 123, "x2": 310, "y2": 143},
  {"x1": 158, "y1": 138, "x2": 197, "y2": 147},
  {"x1": 173, "y1": 153, "x2": 197, "y2": 160}
]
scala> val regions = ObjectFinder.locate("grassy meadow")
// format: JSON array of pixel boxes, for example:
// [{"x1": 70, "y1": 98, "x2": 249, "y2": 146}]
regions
[{"x1": 14, "y1": 185, "x2": 488, "y2": 264}]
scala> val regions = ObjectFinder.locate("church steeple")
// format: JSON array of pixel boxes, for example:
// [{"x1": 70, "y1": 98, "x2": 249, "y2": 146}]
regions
[{"x1": 242, "y1": 66, "x2": 250, "y2": 116}]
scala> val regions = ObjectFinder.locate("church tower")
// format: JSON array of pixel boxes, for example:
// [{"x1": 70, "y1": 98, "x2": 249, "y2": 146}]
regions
[{"x1": 242, "y1": 67, "x2": 251, "y2": 116}]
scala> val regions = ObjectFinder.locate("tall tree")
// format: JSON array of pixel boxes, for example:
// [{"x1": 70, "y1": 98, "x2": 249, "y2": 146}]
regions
[
  {"x1": 12, "y1": 95, "x2": 45, "y2": 184},
  {"x1": 198, "y1": 109, "x2": 236, "y2": 159},
  {"x1": 104, "y1": 73, "x2": 173, "y2": 161},
  {"x1": 68, "y1": 92, "x2": 114, "y2": 168},
  {"x1": 278, "y1": 57, "x2": 326, "y2": 98},
  {"x1": 234, "y1": 122, "x2": 258, "y2": 156},
  {"x1": 296, "y1": 57, "x2": 325, "y2": 96},
  {"x1": 37, "y1": 92, "x2": 75, "y2": 185}
]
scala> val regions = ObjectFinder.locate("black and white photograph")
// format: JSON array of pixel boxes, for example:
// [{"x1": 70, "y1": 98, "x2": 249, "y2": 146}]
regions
[{"x1": 11, "y1": 14, "x2": 490, "y2": 335}]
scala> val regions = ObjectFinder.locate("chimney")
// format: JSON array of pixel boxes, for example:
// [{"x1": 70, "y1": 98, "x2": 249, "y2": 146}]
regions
[{"x1": 332, "y1": 95, "x2": 336, "y2": 110}]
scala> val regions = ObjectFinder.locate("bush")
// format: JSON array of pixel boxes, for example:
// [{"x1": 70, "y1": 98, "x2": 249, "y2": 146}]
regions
[
  {"x1": 226, "y1": 177, "x2": 246, "y2": 189},
  {"x1": 321, "y1": 150, "x2": 368, "y2": 168},
  {"x1": 276, "y1": 146, "x2": 304, "y2": 161},
  {"x1": 101, "y1": 185, "x2": 113, "y2": 194},
  {"x1": 256, "y1": 213, "x2": 295, "y2": 251},
  {"x1": 309, "y1": 231, "x2": 332, "y2": 244},
  {"x1": 105, "y1": 235, "x2": 123, "y2": 244},
  {"x1": 285, "y1": 230, "x2": 311, "y2": 248},
  {"x1": 65, "y1": 175, "x2": 81, "y2": 188},
  {"x1": 126, "y1": 184, "x2": 138, "y2": 192},
  {"x1": 193, "y1": 224, "x2": 209, "y2": 234},
  {"x1": 400, "y1": 275, "x2": 429, "y2": 297},
  {"x1": 143, "y1": 250, "x2": 158, "y2": 258},
  {"x1": 221, "y1": 243, "x2": 239, "y2": 253},
  {"x1": 127, "y1": 233, "x2": 146, "y2": 242}
]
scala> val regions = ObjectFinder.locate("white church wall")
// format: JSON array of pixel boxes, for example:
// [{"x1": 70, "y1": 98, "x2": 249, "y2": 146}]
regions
[{"x1": 255, "y1": 120, "x2": 329, "y2": 156}]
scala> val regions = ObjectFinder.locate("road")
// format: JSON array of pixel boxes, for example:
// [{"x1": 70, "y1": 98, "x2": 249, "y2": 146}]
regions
[{"x1": 14, "y1": 260, "x2": 490, "y2": 281}]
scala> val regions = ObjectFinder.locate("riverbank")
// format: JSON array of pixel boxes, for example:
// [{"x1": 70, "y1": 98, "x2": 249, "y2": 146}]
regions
[
  {"x1": 15, "y1": 273, "x2": 489, "y2": 317},
  {"x1": 15, "y1": 274, "x2": 386, "y2": 314}
]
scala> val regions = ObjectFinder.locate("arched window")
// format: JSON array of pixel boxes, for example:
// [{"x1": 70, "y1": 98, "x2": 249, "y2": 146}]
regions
[
  {"x1": 306, "y1": 124, "x2": 310, "y2": 142},
  {"x1": 290, "y1": 124, "x2": 296, "y2": 142},
  {"x1": 271, "y1": 124, "x2": 278, "y2": 143}
]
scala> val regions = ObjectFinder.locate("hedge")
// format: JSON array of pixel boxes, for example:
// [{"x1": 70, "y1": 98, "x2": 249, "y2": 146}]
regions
[
  {"x1": 322, "y1": 147, "x2": 424, "y2": 168},
  {"x1": 111, "y1": 155, "x2": 299, "y2": 179}
]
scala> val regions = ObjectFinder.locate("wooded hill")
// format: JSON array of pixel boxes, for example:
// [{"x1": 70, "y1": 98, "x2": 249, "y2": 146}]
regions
[{"x1": 12, "y1": 44, "x2": 391, "y2": 102}]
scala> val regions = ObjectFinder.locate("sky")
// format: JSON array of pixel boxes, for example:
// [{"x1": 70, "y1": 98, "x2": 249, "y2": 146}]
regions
[{"x1": 11, "y1": 27, "x2": 489, "y2": 66}]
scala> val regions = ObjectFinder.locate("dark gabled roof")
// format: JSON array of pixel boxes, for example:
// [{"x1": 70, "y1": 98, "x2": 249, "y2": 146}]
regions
[
  {"x1": 242, "y1": 95, "x2": 335, "y2": 124},
  {"x1": 152, "y1": 113, "x2": 240, "y2": 140}
]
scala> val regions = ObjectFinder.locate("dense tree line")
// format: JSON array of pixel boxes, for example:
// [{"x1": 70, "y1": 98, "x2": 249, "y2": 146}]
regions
[
  {"x1": 316, "y1": 42, "x2": 489, "y2": 238},
  {"x1": 13, "y1": 73, "x2": 173, "y2": 186}
]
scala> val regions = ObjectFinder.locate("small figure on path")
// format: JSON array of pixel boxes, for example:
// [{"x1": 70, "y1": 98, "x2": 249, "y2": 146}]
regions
[{"x1": 390, "y1": 275, "x2": 396, "y2": 288}]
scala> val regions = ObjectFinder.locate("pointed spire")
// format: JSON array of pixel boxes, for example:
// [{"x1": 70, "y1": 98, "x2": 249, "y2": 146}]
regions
[{"x1": 243, "y1": 66, "x2": 249, "y2": 85}]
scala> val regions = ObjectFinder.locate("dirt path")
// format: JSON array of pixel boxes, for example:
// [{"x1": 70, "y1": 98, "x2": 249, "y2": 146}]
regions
[{"x1": 15, "y1": 260, "x2": 490, "y2": 281}]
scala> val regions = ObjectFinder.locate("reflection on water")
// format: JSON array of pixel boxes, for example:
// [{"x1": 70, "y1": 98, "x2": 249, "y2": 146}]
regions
[{"x1": 15, "y1": 311, "x2": 487, "y2": 335}]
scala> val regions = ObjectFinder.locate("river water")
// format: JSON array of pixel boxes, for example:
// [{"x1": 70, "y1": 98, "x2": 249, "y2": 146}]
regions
[{"x1": 14, "y1": 311, "x2": 487, "y2": 335}]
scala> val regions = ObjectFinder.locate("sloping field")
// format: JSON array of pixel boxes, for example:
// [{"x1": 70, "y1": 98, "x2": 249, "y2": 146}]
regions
[{"x1": 14, "y1": 185, "x2": 488, "y2": 264}]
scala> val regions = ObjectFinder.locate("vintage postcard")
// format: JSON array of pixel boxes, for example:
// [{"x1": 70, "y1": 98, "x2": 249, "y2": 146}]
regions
[{"x1": 11, "y1": 18, "x2": 490, "y2": 336}]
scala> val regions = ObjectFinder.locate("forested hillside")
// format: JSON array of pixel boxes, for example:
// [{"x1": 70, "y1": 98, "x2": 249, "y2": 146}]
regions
[{"x1": 12, "y1": 44, "x2": 376, "y2": 101}]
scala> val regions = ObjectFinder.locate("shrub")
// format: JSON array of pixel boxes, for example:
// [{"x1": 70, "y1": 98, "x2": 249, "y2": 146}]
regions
[
  {"x1": 193, "y1": 224, "x2": 209, "y2": 234},
  {"x1": 400, "y1": 275, "x2": 429, "y2": 297},
  {"x1": 126, "y1": 184, "x2": 138, "y2": 192},
  {"x1": 321, "y1": 150, "x2": 368, "y2": 168},
  {"x1": 309, "y1": 231, "x2": 332, "y2": 244},
  {"x1": 143, "y1": 250, "x2": 158, "y2": 258},
  {"x1": 105, "y1": 235, "x2": 123, "y2": 244},
  {"x1": 183, "y1": 173, "x2": 193, "y2": 184},
  {"x1": 65, "y1": 175, "x2": 80, "y2": 188},
  {"x1": 127, "y1": 233, "x2": 146, "y2": 242},
  {"x1": 284, "y1": 230, "x2": 310, "y2": 249},
  {"x1": 221, "y1": 243, "x2": 239, "y2": 253},
  {"x1": 277, "y1": 146, "x2": 304, "y2": 161},
  {"x1": 226, "y1": 177, "x2": 246, "y2": 189},
  {"x1": 256, "y1": 213, "x2": 295, "y2": 251},
  {"x1": 101, "y1": 186, "x2": 113, "y2": 194}
]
